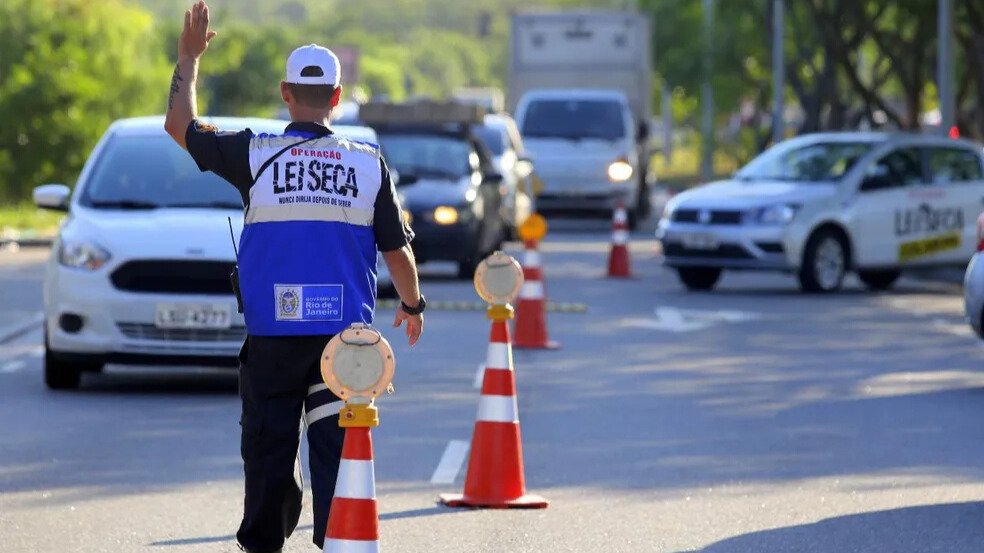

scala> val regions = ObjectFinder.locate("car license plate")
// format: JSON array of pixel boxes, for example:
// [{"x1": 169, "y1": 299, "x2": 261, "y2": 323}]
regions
[
  {"x1": 681, "y1": 233, "x2": 720, "y2": 250},
  {"x1": 155, "y1": 303, "x2": 231, "y2": 330}
]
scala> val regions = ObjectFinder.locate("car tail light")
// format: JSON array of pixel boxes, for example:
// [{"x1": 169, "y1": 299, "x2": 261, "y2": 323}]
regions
[{"x1": 978, "y1": 215, "x2": 984, "y2": 251}]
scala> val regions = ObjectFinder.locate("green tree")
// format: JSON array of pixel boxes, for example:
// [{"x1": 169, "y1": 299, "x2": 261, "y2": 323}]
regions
[{"x1": 0, "y1": 0, "x2": 170, "y2": 202}]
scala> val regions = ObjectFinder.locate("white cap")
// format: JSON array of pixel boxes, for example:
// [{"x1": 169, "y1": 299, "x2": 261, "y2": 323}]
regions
[{"x1": 285, "y1": 44, "x2": 341, "y2": 86}]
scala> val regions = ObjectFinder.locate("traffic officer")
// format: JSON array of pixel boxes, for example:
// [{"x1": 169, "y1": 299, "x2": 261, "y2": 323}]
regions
[{"x1": 164, "y1": 3, "x2": 425, "y2": 552}]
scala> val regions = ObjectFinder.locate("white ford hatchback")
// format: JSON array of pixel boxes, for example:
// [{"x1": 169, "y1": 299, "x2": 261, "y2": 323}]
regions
[{"x1": 35, "y1": 116, "x2": 285, "y2": 389}]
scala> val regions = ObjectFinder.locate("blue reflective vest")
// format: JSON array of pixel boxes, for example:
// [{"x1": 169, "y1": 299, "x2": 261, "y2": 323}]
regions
[{"x1": 238, "y1": 131, "x2": 383, "y2": 336}]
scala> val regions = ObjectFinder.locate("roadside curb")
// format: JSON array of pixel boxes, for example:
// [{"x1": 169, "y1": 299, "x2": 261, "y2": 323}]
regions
[
  {"x1": 0, "y1": 238, "x2": 54, "y2": 249},
  {"x1": 0, "y1": 312, "x2": 44, "y2": 345}
]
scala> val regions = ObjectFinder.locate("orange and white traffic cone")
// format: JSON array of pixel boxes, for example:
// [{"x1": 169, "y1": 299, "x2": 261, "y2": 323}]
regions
[
  {"x1": 607, "y1": 199, "x2": 632, "y2": 278},
  {"x1": 440, "y1": 310, "x2": 548, "y2": 509},
  {"x1": 514, "y1": 240, "x2": 560, "y2": 350},
  {"x1": 324, "y1": 420, "x2": 380, "y2": 553}
]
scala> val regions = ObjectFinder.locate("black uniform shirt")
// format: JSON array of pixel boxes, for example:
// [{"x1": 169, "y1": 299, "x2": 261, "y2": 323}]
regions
[{"x1": 184, "y1": 119, "x2": 414, "y2": 252}]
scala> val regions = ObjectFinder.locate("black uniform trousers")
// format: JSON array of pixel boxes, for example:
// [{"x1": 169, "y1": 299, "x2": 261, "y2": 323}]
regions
[{"x1": 236, "y1": 334, "x2": 346, "y2": 552}]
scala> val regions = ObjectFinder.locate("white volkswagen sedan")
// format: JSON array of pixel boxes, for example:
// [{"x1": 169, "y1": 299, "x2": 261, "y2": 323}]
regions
[
  {"x1": 34, "y1": 117, "x2": 384, "y2": 389},
  {"x1": 658, "y1": 132, "x2": 984, "y2": 293}
]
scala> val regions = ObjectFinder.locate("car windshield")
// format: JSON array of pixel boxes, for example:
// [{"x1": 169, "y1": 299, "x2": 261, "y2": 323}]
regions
[
  {"x1": 377, "y1": 134, "x2": 472, "y2": 182},
  {"x1": 474, "y1": 125, "x2": 506, "y2": 156},
  {"x1": 81, "y1": 135, "x2": 243, "y2": 209},
  {"x1": 737, "y1": 141, "x2": 874, "y2": 182},
  {"x1": 520, "y1": 99, "x2": 626, "y2": 142}
]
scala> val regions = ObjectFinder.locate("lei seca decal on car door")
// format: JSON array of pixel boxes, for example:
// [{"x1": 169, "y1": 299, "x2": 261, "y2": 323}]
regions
[{"x1": 894, "y1": 203, "x2": 964, "y2": 261}]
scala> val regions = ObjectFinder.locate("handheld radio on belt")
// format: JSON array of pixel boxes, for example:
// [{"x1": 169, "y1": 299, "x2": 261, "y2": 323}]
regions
[{"x1": 228, "y1": 217, "x2": 244, "y2": 314}]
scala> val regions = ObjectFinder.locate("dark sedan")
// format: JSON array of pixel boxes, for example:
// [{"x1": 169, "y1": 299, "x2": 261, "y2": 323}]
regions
[{"x1": 376, "y1": 128, "x2": 507, "y2": 279}]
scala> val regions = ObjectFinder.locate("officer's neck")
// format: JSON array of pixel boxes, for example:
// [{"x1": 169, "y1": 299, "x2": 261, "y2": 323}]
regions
[
  {"x1": 289, "y1": 106, "x2": 332, "y2": 128},
  {"x1": 290, "y1": 116, "x2": 331, "y2": 127}
]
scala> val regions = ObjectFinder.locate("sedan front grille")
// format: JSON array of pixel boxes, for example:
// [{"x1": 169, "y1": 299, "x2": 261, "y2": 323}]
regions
[
  {"x1": 117, "y1": 322, "x2": 246, "y2": 342},
  {"x1": 111, "y1": 260, "x2": 236, "y2": 294},
  {"x1": 663, "y1": 243, "x2": 755, "y2": 259},
  {"x1": 672, "y1": 209, "x2": 743, "y2": 225}
]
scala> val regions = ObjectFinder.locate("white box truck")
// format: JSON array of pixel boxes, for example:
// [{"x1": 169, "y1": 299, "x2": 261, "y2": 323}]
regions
[{"x1": 509, "y1": 11, "x2": 653, "y2": 226}]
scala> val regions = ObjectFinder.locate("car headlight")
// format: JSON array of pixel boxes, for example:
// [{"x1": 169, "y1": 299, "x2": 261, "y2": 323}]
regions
[
  {"x1": 58, "y1": 239, "x2": 111, "y2": 270},
  {"x1": 433, "y1": 206, "x2": 460, "y2": 225},
  {"x1": 747, "y1": 204, "x2": 799, "y2": 226},
  {"x1": 607, "y1": 160, "x2": 634, "y2": 183}
]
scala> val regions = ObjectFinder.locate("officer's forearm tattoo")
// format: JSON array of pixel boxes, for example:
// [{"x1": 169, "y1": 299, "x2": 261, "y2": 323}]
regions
[{"x1": 167, "y1": 63, "x2": 183, "y2": 110}]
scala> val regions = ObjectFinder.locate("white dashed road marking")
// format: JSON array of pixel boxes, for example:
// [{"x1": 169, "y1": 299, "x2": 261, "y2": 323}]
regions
[
  {"x1": 473, "y1": 364, "x2": 485, "y2": 389},
  {"x1": 430, "y1": 440, "x2": 470, "y2": 485}
]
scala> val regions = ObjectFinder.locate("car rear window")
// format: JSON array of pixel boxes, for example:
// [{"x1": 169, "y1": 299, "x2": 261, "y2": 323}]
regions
[
  {"x1": 520, "y1": 99, "x2": 626, "y2": 142},
  {"x1": 81, "y1": 135, "x2": 244, "y2": 209},
  {"x1": 377, "y1": 134, "x2": 473, "y2": 183}
]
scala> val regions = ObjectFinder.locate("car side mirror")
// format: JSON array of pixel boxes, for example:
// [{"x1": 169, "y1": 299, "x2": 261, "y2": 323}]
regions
[{"x1": 33, "y1": 184, "x2": 71, "y2": 212}]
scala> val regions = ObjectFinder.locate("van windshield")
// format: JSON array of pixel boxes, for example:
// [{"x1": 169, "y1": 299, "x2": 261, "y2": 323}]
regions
[
  {"x1": 521, "y1": 99, "x2": 625, "y2": 142},
  {"x1": 737, "y1": 141, "x2": 874, "y2": 182}
]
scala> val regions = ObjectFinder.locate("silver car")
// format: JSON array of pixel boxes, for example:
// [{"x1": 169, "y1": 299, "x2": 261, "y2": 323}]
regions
[{"x1": 964, "y1": 212, "x2": 984, "y2": 338}]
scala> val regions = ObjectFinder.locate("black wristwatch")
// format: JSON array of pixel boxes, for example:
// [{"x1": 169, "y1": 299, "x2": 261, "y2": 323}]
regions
[{"x1": 401, "y1": 295, "x2": 426, "y2": 315}]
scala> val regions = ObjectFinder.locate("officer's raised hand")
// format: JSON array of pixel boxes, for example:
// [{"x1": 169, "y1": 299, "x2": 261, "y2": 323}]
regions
[
  {"x1": 164, "y1": 1, "x2": 217, "y2": 150},
  {"x1": 178, "y1": 1, "x2": 216, "y2": 60}
]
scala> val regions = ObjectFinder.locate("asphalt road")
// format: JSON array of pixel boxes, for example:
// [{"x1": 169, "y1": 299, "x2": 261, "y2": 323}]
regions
[{"x1": 2, "y1": 221, "x2": 984, "y2": 553}]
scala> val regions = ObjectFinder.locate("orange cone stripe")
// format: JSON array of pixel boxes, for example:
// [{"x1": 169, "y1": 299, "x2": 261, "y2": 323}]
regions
[
  {"x1": 522, "y1": 265, "x2": 544, "y2": 282},
  {"x1": 326, "y1": 497, "x2": 380, "y2": 541},
  {"x1": 480, "y1": 368, "x2": 516, "y2": 396},
  {"x1": 341, "y1": 428, "x2": 373, "y2": 461},
  {"x1": 461, "y1": 422, "x2": 526, "y2": 501},
  {"x1": 490, "y1": 320, "x2": 509, "y2": 344}
]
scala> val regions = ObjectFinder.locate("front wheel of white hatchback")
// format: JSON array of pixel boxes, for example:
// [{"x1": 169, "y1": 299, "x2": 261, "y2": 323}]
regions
[{"x1": 799, "y1": 229, "x2": 848, "y2": 293}]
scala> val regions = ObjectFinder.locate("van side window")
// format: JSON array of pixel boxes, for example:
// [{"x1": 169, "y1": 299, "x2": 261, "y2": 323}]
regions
[
  {"x1": 860, "y1": 148, "x2": 924, "y2": 192},
  {"x1": 928, "y1": 148, "x2": 984, "y2": 184}
]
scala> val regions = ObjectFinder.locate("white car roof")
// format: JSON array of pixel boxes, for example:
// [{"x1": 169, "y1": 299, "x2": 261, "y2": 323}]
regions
[
  {"x1": 107, "y1": 116, "x2": 381, "y2": 146},
  {"x1": 518, "y1": 89, "x2": 629, "y2": 102},
  {"x1": 108, "y1": 115, "x2": 286, "y2": 137},
  {"x1": 789, "y1": 131, "x2": 983, "y2": 151}
]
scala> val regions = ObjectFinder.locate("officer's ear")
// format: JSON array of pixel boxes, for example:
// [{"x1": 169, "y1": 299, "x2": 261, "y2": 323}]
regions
[
  {"x1": 280, "y1": 81, "x2": 292, "y2": 104},
  {"x1": 331, "y1": 85, "x2": 342, "y2": 108}
]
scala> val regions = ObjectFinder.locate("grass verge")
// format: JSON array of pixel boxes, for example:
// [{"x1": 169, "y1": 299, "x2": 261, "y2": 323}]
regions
[{"x1": 0, "y1": 202, "x2": 64, "y2": 239}]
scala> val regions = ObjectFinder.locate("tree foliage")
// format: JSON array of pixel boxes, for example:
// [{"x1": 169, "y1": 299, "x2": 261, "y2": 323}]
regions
[
  {"x1": 642, "y1": 0, "x2": 984, "y2": 156},
  {"x1": 0, "y1": 0, "x2": 170, "y2": 202}
]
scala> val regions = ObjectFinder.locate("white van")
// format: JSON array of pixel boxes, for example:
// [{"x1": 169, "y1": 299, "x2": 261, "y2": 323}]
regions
[
  {"x1": 658, "y1": 132, "x2": 984, "y2": 292},
  {"x1": 515, "y1": 89, "x2": 643, "y2": 226}
]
